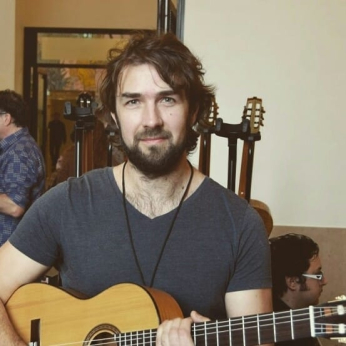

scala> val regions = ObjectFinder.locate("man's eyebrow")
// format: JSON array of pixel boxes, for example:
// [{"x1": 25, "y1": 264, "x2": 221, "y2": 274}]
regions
[
  {"x1": 313, "y1": 267, "x2": 322, "y2": 273},
  {"x1": 158, "y1": 90, "x2": 176, "y2": 96},
  {"x1": 119, "y1": 90, "x2": 177, "y2": 98},
  {"x1": 119, "y1": 92, "x2": 141, "y2": 98}
]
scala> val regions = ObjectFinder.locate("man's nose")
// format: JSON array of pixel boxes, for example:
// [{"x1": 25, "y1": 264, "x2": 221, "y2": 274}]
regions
[
  {"x1": 321, "y1": 275, "x2": 327, "y2": 286},
  {"x1": 142, "y1": 103, "x2": 163, "y2": 127}
]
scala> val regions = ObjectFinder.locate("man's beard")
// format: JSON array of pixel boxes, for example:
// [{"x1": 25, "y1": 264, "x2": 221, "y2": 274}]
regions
[
  {"x1": 299, "y1": 283, "x2": 308, "y2": 292},
  {"x1": 120, "y1": 127, "x2": 188, "y2": 178}
]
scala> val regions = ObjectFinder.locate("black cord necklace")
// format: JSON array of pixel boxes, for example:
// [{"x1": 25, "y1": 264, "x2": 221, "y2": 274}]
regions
[{"x1": 122, "y1": 160, "x2": 194, "y2": 287}]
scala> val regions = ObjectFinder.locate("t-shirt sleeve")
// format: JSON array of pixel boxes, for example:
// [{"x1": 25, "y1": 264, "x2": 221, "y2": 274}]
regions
[{"x1": 227, "y1": 204, "x2": 272, "y2": 292}]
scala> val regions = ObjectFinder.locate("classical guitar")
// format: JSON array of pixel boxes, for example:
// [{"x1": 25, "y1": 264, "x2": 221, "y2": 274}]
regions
[
  {"x1": 6, "y1": 283, "x2": 346, "y2": 345},
  {"x1": 238, "y1": 97, "x2": 273, "y2": 236}
]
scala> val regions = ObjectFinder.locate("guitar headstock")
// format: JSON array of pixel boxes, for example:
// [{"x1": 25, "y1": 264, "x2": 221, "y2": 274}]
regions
[
  {"x1": 242, "y1": 97, "x2": 265, "y2": 135},
  {"x1": 316, "y1": 296, "x2": 346, "y2": 343},
  {"x1": 196, "y1": 94, "x2": 219, "y2": 133}
]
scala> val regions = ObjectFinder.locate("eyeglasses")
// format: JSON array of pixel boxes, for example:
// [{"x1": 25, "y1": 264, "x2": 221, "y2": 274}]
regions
[{"x1": 302, "y1": 271, "x2": 324, "y2": 281}]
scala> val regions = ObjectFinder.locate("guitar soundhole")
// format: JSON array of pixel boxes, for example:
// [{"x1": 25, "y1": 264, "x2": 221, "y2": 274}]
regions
[{"x1": 84, "y1": 324, "x2": 120, "y2": 346}]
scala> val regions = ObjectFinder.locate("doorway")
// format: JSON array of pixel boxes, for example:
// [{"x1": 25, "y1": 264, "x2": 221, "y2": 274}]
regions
[{"x1": 23, "y1": 28, "x2": 143, "y2": 179}]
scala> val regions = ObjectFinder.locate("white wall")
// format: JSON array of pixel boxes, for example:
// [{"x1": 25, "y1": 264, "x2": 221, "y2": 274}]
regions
[
  {"x1": 0, "y1": 0, "x2": 15, "y2": 89},
  {"x1": 185, "y1": 0, "x2": 346, "y2": 228}
]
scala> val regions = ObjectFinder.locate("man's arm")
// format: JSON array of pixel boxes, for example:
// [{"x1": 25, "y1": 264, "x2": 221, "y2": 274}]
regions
[
  {"x1": 0, "y1": 194, "x2": 25, "y2": 218},
  {"x1": 155, "y1": 288, "x2": 273, "y2": 346},
  {"x1": 225, "y1": 287, "x2": 272, "y2": 317},
  {"x1": 226, "y1": 288, "x2": 274, "y2": 346},
  {"x1": 0, "y1": 241, "x2": 49, "y2": 345}
]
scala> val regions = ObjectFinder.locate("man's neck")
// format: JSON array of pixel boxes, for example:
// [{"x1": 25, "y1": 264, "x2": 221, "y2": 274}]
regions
[
  {"x1": 1, "y1": 125, "x2": 22, "y2": 141},
  {"x1": 114, "y1": 159, "x2": 204, "y2": 218},
  {"x1": 280, "y1": 292, "x2": 304, "y2": 310}
]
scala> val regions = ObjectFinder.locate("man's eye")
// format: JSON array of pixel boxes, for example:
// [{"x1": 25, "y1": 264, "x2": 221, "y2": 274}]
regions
[
  {"x1": 125, "y1": 99, "x2": 139, "y2": 106},
  {"x1": 162, "y1": 97, "x2": 175, "y2": 104}
]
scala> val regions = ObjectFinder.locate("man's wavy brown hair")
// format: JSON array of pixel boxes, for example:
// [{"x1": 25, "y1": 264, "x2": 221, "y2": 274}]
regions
[{"x1": 99, "y1": 31, "x2": 215, "y2": 154}]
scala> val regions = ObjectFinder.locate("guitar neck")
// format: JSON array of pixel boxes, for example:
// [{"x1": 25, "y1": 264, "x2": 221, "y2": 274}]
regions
[
  {"x1": 198, "y1": 132, "x2": 212, "y2": 176},
  {"x1": 117, "y1": 305, "x2": 344, "y2": 345},
  {"x1": 237, "y1": 96, "x2": 264, "y2": 202},
  {"x1": 238, "y1": 140, "x2": 255, "y2": 202},
  {"x1": 192, "y1": 309, "x2": 313, "y2": 345}
]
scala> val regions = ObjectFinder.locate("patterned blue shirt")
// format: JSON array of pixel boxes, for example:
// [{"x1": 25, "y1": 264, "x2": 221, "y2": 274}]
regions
[{"x1": 0, "y1": 128, "x2": 46, "y2": 245}]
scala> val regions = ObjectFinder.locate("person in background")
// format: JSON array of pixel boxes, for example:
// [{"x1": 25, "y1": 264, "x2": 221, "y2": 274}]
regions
[
  {"x1": 0, "y1": 32, "x2": 272, "y2": 345},
  {"x1": 48, "y1": 111, "x2": 66, "y2": 169},
  {"x1": 0, "y1": 89, "x2": 45, "y2": 246},
  {"x1": 269, "y1": 233, "x2": 327, "y2": 346}
]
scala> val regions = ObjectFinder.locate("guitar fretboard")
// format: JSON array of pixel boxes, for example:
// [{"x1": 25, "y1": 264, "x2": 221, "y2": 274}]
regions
[{"x1": 115, "y1": 305, "x2": 345, "y2": 346}]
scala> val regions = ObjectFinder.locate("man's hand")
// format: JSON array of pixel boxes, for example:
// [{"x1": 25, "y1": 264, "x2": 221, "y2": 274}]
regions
[
  {"x1": 156, "y1": 311, "x2": 209, "y2": 346},
  {"x1": 0, "y1": 194, "x2": 24, "y2": 218}
]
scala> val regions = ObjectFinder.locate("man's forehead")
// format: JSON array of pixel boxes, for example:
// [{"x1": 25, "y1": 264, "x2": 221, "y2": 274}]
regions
[
  {"x1": 115, "y1": 63, "x2": 186, "y2": 101},
  {"x1": 117, "y1": 64, "x2": 166, "y2": 88}
]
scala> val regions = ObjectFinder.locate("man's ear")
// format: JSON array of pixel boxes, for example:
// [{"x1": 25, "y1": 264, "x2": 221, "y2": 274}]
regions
[
  {"x1": 190, "y1": 108, "x2": 199, "y2": 127},
  {"x1": 285, "y1": 276, "x2": 299, "y2": 291},
  {"x1": 3, "y1": 113, "x2": 12, "y2": 126}
]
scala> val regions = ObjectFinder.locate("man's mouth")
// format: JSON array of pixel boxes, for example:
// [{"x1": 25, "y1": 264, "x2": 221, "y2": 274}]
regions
[{"x1": 142, "y1": 137, "x2": 165, "y2": 144}]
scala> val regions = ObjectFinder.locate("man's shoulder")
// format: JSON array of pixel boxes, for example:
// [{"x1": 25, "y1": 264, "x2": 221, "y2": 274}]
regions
[
  {"x1": 1, "y1": 129, "x2": 42, "y2": 162},
  {"x1": 12, "y1": 128, "x2": 40, "y2": 150},
  {"x1": 13, "y1": 134, "x2": 43, "y2": 165},
  {"x1": 200, "y1": 177, "x2": 249, "y2": 206},
  {"x1": 67, "y1": 167, "x2": 114, "y2": 190},
  {"x1": 46, "y1": 167, "x2": 118, "y2": 209}
]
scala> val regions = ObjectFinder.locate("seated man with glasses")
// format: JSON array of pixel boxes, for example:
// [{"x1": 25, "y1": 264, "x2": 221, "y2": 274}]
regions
[{"x1": 269, "y1": 233, "x2": 327, "y2": 346}]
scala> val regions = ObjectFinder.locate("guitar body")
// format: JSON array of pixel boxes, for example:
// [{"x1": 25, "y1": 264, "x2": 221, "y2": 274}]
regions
[
  {"x1": 6, "y1": 283, "x2": 183, "y2": 345},
  {"x1": 250, "y1": 199, "x2": 273, "y2": 236}
]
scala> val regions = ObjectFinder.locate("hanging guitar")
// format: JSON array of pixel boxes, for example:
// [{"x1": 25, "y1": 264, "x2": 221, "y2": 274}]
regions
[
  {"x1": 238, "y1": 97, "x2": 273, "y2": 235},
  {"x1": 197, "y1": 94, "x2": 219, "y2": 176},
  {"x1": 6, "y1": 282, "x2": 346, "y2": 345}
]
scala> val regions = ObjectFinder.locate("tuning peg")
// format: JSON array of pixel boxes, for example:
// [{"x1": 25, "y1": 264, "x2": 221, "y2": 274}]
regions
[
  {"x1": 331, "y1": 337, "x2": 346, "y2": 344},
  {"x1": 335, "y1": 295, "x2": 346, "y2": 301}
]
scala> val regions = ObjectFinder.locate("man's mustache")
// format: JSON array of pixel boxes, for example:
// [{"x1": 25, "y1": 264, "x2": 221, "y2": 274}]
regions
[{"x1": 135, "y1": 128, "x2": 172, "y2": 141}]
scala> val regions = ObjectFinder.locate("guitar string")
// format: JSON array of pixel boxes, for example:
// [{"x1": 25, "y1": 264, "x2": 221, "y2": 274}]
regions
[
  {"x1": 56, "y1": 320, "x2": 340, "y2": 346},
  {"x1": 117, "y1": 307, "x2": 341, "y2": 342},
  {"x1": 47, "y1": 323, "x2": 339, "y2": 346},
  {"x1": 113, "y1": 322, "x2": 339, "y2": 346},
  {"x1": 45, "y1": 306, "x2": 342, "y2": 346}
]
